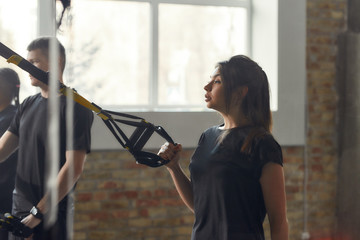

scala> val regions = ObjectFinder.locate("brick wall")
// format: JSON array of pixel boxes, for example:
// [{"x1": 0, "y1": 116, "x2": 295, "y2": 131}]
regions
[
  {"x1": 73, "y1": 0, "x2": 346, "y2": 239},
  {"x1": 74, "y1": 150, "x2": 194, "y2": 240},
  {"x1": 75, "y1": 147, "x2": 306, "y2": 240},
  {"x1": 306, "y1": 0, "x2": 346, "y2": 239}
]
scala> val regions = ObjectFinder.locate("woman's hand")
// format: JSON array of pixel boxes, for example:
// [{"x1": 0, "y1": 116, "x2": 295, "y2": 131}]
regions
[{"x1": 158, "y1": 142, "x2": 182, "y2": 170}]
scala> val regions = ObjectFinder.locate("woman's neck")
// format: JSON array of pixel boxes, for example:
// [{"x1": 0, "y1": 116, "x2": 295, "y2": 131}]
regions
[{"x1": 220, "y1": 110, "x2": 251, "y2": 130}]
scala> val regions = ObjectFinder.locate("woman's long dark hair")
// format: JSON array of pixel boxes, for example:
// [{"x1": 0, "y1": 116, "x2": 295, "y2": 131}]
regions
[
  {"x1": 216, "y1": 55, "x2": 272, "y2": 153},
  {"x1": 0, "y1": 68, "x2": 20, "y2": 107}
]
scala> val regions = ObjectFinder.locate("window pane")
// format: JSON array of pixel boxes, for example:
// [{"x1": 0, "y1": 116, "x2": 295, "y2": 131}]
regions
[
  {"x1": 158, "y1": 4, "x2": 247, "y2": 107},
  {"x1": 0, "y1": 0, "x2": 37, "y2": 101},
  {"x1": 58, "y1": 0, "x2": 150, "y2": 106}
]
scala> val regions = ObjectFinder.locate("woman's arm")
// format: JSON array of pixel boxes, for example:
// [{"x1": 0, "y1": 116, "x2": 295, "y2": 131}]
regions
[
  {"x1": 167, "y1": 163, "x2": 194, "y2": 212},
  {"x1": 158, "y1": 143, "x2": 194, "y2": 212},
  {"x1": 260, "y1": 162, "x2": 289, "y2": 240},
  {"x1": 0, "y1": 130, "x2": 19, "y2": 163}
]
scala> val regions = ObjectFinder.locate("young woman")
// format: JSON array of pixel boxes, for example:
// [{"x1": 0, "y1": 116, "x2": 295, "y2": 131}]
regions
[{"x1": 158, "y1": 55, "x2": 288, "y2": 240}]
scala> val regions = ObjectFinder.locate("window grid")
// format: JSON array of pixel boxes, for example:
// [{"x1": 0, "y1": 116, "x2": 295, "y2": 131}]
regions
[
  {"x1": 38, "y1": 0, "x2": 251, "y2": 111},
  {"x1": 149, "y1": 0, "x2": 251, "y2": 110}
]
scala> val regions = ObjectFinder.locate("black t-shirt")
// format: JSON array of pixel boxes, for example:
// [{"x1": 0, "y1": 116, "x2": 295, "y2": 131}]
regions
[
  {"x1": 8, "y1": 93, "x2": 94, "y2": 212},
  {"x1": 0, "y1": 105, "x2": 18, "y2": 213},
  {"x1": 189, "y1": 125, "x2": 283, "y2": 240}
]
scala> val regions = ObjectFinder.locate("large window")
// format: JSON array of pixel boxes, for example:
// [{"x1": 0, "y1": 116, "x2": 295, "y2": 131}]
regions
[
  {"x1": 158, "y1": 3, "x2": 247, "y2": 108},
  {"x1": 1, "y1": 0, "x2": 306, "y2": 148},
  {"x1": 57, "y1": 0, "x2": 250, "y2": 110},
  {"x1": 0, "y1": 0, "x2": 38, "y2": 99}
]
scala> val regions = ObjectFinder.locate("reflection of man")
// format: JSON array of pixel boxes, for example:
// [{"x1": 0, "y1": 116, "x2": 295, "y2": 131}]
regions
[
  {"x1": 0, "y1": 37, "x2": 94, "y2": 240},
  {"x1": 0, "y1": 68, "x2": 20, "y2": 240}
]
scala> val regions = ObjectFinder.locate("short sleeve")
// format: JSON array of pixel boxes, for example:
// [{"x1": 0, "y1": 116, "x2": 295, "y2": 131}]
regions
[
  {"x1": 68, "y1": 103, "x2": 94, "y2": 153},
  {"x1": 197, "y1": 132, "x2": 205, "y2": 146},
  {"x1": 189, "y1": 131, "x2": 207, "y2": 171},
  {"x1": 253, "y1": 134, "x2": 283, "y2": 179}
]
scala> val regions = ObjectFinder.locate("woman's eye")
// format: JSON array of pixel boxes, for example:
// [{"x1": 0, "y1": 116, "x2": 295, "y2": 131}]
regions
[{"x1": 214, "y1": 80, "x2": 221, "y2": 84}]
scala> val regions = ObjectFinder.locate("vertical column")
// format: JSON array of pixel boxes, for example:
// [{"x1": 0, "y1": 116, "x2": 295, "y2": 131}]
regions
[
  {"x1": 37, "y1": 0, "x2": 56, "y2": 36},
  {"x1": 38, "y1": 0, "x2": 60, "y2": 228},
  {"x1": 336, "y1": 0, "x2": 360, "y2": 238}
]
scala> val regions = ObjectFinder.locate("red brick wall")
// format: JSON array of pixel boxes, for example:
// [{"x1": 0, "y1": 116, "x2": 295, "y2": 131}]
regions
[
  {"x1": 75, "y1": 148, "x2": 307, "y2": 240},
  {"x1": 306, "y1": 0, "x2": 346, "y2": 239},
  {"x1": 74, "y1": 146, "x2": 305, "y2": 240},
  {"x1": 74, "y1": 150, "x2": 194, "y2": 240},
  {"x1": 73, "y1": 0, "x2": 347, "y2": 239}
]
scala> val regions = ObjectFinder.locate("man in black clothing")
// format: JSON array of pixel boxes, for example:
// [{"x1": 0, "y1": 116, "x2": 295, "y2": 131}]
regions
[
  {"x1": 0, "y1": 68, "x2": 20, "y2": 240},
  {"x1": 0, "y1": 37, "x2": 94, "y2": 240}
]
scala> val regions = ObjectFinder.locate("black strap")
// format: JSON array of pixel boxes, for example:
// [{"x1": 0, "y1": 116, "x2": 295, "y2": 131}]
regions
[
  {"x1": 101, "y1": 109, "x2": 175, "y2": 167},
  {"x1": 0, "y1": 41, "x2": 174, "y2": 167}
]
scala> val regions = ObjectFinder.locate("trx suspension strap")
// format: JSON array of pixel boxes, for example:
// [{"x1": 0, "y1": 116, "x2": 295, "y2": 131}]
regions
[{"x1": 0, "y1": 41, "x2": 174, "y2": 168}]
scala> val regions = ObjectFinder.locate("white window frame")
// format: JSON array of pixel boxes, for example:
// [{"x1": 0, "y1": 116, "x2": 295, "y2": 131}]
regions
[
  {"x1": 38, "y1": 0, "x2": 306, "y2": 149},
  {"x1": 147, "y1": 0, "x2": 251, "y2": 110}
]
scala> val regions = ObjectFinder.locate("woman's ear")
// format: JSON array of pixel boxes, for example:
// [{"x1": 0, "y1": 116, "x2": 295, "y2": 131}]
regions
[{"x1": 233, "y1": 86, "x2": 248, "y2": 105}]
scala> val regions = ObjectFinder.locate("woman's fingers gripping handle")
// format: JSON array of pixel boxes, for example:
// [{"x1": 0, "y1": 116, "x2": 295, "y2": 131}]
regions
[{"x1": 158, "y1": 142, "x2": 182, "y2": 162}]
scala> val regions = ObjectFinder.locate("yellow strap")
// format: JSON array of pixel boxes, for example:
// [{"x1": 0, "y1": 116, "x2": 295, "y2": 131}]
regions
[
  {"x1": 7, "y1": 55, "x2": 23, "y2": 65},
  {"x1": 5, "y1": 53, "x2": 111, "y2": 121},
  {"x1": 59, "y1": 87, "x2": 110, "y2": 120}
]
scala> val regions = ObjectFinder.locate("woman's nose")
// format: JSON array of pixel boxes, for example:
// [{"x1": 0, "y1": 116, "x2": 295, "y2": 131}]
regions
[{"x1": 204, "y1": 82, "x2": 211, "y2": 91}]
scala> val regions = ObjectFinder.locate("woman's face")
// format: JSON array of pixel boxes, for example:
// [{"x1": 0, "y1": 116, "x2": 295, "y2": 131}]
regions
[{"x1": 204, "y1": 67, "x2": 226, "y2": 112}]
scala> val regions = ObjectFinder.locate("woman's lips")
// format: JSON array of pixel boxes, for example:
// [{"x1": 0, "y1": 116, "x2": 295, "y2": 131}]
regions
[{"x1": 205, "y1": 94, "x2": 211, "y2": 102}]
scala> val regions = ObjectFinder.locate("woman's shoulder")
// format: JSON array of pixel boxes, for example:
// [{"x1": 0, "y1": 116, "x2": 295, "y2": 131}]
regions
[
  {"x1": 254, "y1": 132, "x2": 283, "y2": 166},
  {"x1": 2, "y1": 104, "x2": 17, "y2": 114},
  {"x1": 204, "y1": 125, "x2": 222, "y2": 133},
  {"x1": 194, "y1": 125, "x2": 223, "y2": 145},
  {"x1": 0, "y1": 105, "x2": 17, "y2": 124},
  {"x1": 258, "y1": 133, "x2": 281, "y2": 149},
  {"x1": 202, "y1": 125, "x2": 223, "y2": 137}
]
